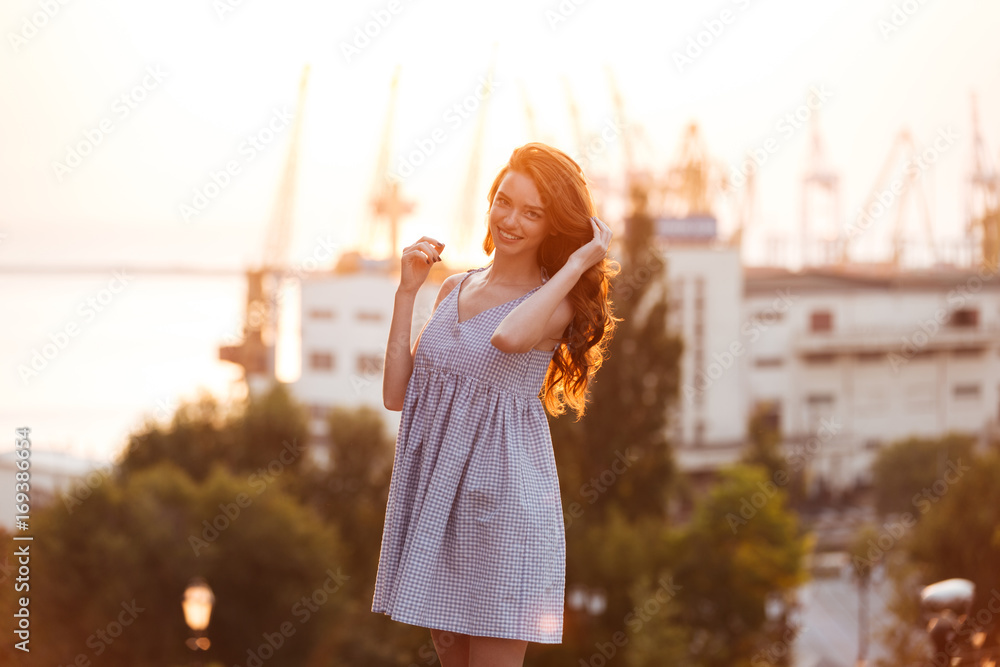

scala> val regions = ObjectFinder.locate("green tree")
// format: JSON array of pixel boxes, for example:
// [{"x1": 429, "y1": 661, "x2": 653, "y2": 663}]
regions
[
  {"x1": 905, "y1": 450, "x2": 1000, "y2": 647},
  {"x1": 550, "y1": 185, "x2": 683, "y2": 527},
  {"x1": 873, "y1": 445, "x2": 1000, "y2": 666},
  {"x1": 743, "y1": 402, "x2": 807, "y2": 510},
  {"x1": 870, "y1": 432, "x2": 975, "y2": 516},
  {"x1": 671, "y1": 465, "x2": 808, "y2": 667},
  {"x1": 117, "y1": 382, "x2": 309, "y2": 483},
  {"x1": 8, "y1": 461, "x2": 344, "y2": 667},
  {"x1": 291, "y1": 405, "x2": 395, "y2": 597},
  {"x1": 287, "y1": 405, "x2": 444, "y2": 666},
  {"x1": 537, "y1": 187, "x2": 683, "y2": 664}
]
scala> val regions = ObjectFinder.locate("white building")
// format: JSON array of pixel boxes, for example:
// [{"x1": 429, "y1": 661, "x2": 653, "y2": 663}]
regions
[
  {"x1": 741, "y1": 264, "x2": 1000, "y2": 493},
  {"x1": 294, "y1": 245, "x2": 1000, "y2": 495},
  {"x1": 664, "y1": 233, "x2": 1000, "y2": 494},
  {"x1": 292, "y1": 264, "x2": 445, "y2": 461}
]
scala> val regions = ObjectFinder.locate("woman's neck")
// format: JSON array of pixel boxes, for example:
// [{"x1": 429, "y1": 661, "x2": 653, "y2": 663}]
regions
[{"x1": 484, "y1": 252, "x2": 543, "y2": 288}]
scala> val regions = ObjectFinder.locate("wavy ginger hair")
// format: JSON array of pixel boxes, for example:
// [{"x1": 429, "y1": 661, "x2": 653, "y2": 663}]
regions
[{"x1": 483, "y1": 143, "x2": 620, "y2": 420}]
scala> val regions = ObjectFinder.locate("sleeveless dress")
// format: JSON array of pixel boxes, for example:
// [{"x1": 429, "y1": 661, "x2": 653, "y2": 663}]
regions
[{"x1": 371, "y1": 265, "x2": 565, "y2": 643}]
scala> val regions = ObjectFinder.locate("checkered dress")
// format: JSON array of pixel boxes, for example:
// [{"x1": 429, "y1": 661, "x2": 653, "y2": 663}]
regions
[{"x1": 372, "y1": 265, "x2": 565, "y2": 643}]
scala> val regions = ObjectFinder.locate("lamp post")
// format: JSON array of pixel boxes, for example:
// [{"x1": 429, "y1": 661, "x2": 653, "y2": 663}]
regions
[{"x1": 182, "y1": 577, "x2": 214, "y2": 665}]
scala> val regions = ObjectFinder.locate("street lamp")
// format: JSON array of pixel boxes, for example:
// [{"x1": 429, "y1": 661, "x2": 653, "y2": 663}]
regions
[
  {"x1": 920, "y1": 578, "x2": 988, "y2": 664},
  {"x1": 182, "y1": 577, "x2": 214, "y2": 655}
]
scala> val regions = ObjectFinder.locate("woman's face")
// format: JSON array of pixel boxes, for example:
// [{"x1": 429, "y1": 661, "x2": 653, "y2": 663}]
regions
[{"x1": 488, "y1": 170, "x2": 550, "y2": 261}]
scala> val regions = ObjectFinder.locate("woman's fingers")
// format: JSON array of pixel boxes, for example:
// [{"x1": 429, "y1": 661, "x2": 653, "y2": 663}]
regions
[{"x1": 403, "y1": 240, "x2": 443, "y2": 265}]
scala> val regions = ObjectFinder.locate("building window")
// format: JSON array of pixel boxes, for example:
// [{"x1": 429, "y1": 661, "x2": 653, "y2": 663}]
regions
[
  {"x1": 803, "y1": 352, "x2": 836, "y2": 364},
  {"x1": 949, "y1": 308, "x2": 978, "y2": 328},
  {"x1": 856, "y1": 352, "x2": 884, "y2": 363},
  {"x1": 755, "y1": 400, "x2": 782, "y2": 432},
  {"x1": 356, "y1": 354, "x2": 383, "y2": 375},
  {"x1": 952, "y1": 347, "x2": 983, "y2": 358},
  {"x1": 754, "y1": 357, "x2": 784, "y2": 368},
  {"x1": 953, "y1": 383, "x2": 980, "y2": 399},
  {"x1": 308, "y1": 308, "x2": 335, "y2": 320},
  {"x1": 752, "y1": 310, "x2": 784, "y2": 323},
  {"x1": 807, "y1": 393, "x2": 835, "y2": 406},
  {"x1": 309, "y1": 351, "x2": 334, "y2": 371},
  {"x1": 357, "y1": 311, "x2": 383, "y2": 322},
  {"x1": 694, "y1": 420, "x2": 705, "y2": 446},
  {"x1": 810, "y1": 310, "x2": 833, "y2": 332}
]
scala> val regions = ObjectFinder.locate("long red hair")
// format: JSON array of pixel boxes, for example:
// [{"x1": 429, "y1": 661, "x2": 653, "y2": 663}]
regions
[{"x1": 483, "y1": 143, "x2": 620, "y2": 420}]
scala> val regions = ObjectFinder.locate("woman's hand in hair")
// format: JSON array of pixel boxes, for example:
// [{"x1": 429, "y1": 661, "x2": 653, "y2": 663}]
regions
[
  {"x1": 565, "y1": 217, "x2": 612, "y2": 273},
  {"x1": 399, "y1": 236, "x2": 445, "y2": 294}
]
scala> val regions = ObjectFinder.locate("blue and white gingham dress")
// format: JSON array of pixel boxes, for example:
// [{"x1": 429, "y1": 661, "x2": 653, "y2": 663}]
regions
[{"x1": 372, "y1": 265, "x2": 565, "y2": 643}]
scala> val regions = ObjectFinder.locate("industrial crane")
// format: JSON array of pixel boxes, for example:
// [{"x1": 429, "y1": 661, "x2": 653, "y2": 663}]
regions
[
  {"x1": 838, "y1": 128, "x2": 935, "y2": 268},
  {"x1": 219, "y1": 65, "x2": 311, "y2": 391},
  {"x1": 453, "y1": 51, "x2": 496, "y2": 265},
  {"x1": 369, "y1": 66, "x2": 414, "y2": 261},
  {"x1": 967, "y1": 94, "x2": 1000, "y2": 271},
  {"x1": 801, "y1": 112, "x2": 842, "y2": 266}
]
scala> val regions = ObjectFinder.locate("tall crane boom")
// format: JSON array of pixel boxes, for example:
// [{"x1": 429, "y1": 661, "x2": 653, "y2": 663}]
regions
[
  {"x1": 454, "y1": 50, "x2": 497, "y2": 264},
  {"x1": 220, "y1": 64, "x2": 311, "y2": 390},
  {"x1": 968, "y1": 93, "x2": 1000, "y2": 271},
  {"x1": 370, "y1": 66, "x2": 414, "y2": 260}
]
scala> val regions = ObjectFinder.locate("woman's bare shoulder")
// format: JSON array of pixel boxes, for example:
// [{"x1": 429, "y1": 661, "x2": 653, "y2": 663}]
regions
[{"x1": 432, "y1": 272, "x2": 468, "y2": 310}]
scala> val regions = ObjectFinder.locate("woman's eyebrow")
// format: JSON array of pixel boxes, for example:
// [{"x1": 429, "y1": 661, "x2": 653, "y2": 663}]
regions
[{"x1": 497, "y1": 188, "x2": 544, "y2": 211}]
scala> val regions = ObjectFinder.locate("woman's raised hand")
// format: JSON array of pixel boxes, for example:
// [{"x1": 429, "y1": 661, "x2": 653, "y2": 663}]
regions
[
  {"x1": 567, "y1": 216, "x2": 613, "y2": 272},
  {"x1": 399, "y1": 236, "x2": 445, "y2": 292}
]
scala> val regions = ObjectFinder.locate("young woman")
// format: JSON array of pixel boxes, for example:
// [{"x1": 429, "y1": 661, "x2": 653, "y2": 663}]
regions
[{"x1": 372, "y1": 142, "x2": 619, "y2": 666}]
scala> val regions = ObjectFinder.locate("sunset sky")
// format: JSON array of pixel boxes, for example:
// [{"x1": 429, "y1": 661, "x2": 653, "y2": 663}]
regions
[{"x1": 2, "y1": 0, "x2": 999, "y2": 460}]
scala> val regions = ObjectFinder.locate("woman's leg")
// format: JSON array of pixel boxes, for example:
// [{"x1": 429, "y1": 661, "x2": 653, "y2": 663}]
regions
[
  {"x1": 431, "y1": 629, "x2": 470, "y2": 667},
  {"x1": 468, "y1": 636, "x2": 528, "y2": 667}
]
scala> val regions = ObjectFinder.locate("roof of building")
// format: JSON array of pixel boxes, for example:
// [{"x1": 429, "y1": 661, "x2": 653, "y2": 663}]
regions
[{"x1": 744, "y1": 263, "x2": 1000, "y2": 295}]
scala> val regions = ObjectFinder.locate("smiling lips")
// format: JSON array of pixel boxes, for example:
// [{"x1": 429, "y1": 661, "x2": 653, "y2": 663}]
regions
[{"x1": 497, "y1": 228, "x2": 522, "y2": 241}]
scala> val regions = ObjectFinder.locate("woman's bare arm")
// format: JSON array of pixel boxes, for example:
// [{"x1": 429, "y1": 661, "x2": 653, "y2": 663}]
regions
[
  {"x1": 383, "y1": 269, "x2": 462, "y2": 411},
  {"x1": 382, "y1": 237, "x2": 448, "y2": 410},
  {"x1": 491, "y1": 217, "x2": 612, "y2": 354}
]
